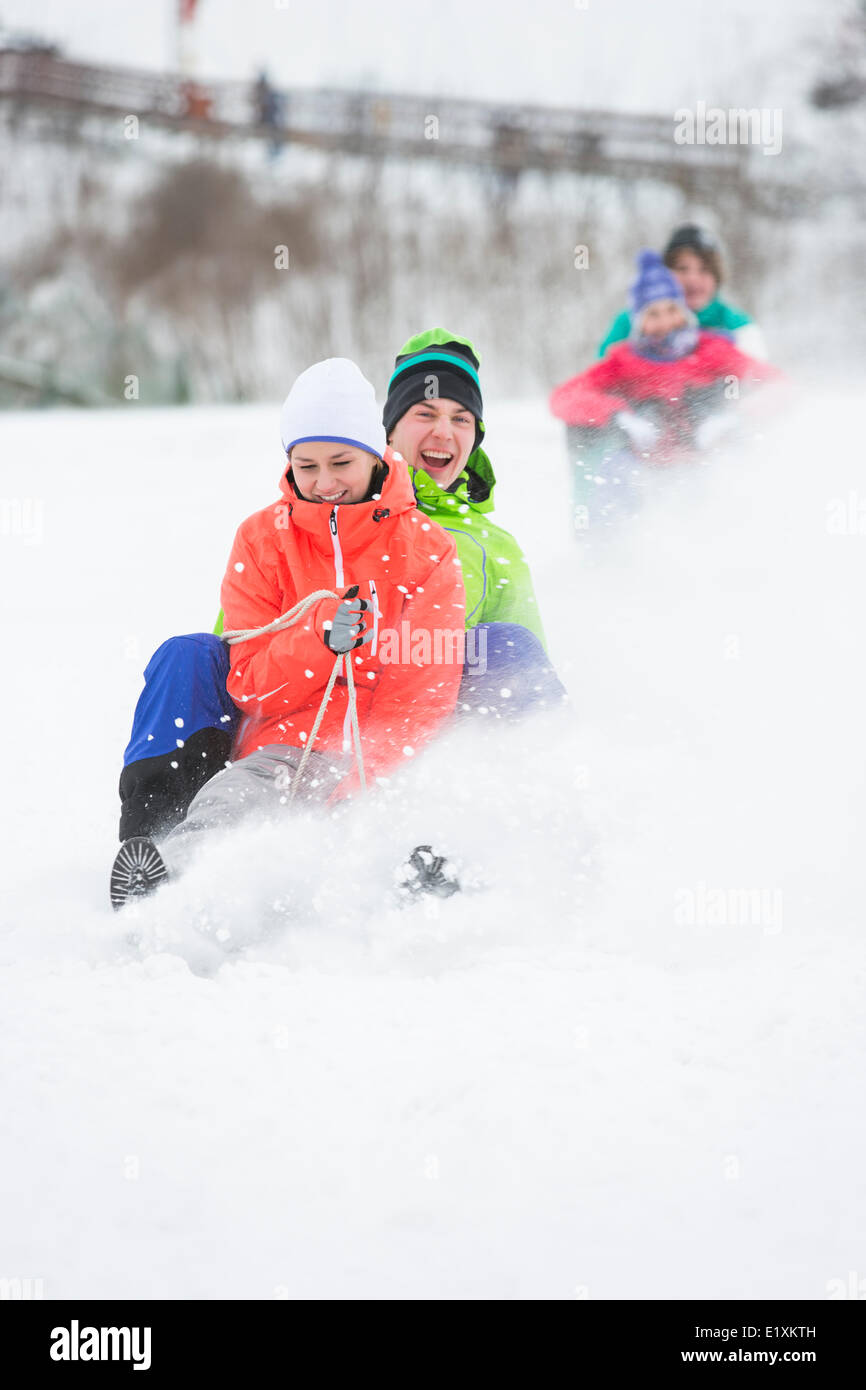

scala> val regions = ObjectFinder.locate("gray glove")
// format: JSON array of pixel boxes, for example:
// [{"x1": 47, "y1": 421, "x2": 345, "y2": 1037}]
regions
[{"x1": 322, "y1": 585, "x2": 374, "y2": 654}]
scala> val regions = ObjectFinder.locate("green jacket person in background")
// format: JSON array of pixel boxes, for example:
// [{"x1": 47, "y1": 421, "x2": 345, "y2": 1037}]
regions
[{"x1": 598, "y1": 224, "x2": 767, "y2": 360}]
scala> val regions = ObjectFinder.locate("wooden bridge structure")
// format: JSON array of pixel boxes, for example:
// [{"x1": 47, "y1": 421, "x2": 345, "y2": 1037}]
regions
[{"x1": 0, "y1": 48, "x2": 808, "y2": 212}]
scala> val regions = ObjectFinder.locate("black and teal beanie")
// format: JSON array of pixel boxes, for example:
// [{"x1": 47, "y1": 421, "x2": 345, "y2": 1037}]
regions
[{"x1": 383, "y1": 328, "x2": 485, "y2": 451}]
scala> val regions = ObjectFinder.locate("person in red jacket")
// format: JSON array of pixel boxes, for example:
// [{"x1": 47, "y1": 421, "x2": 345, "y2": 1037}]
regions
[
  {"x1": 110, "y1": 358, "x2": 465, "y2": 908},
  {"x1": 551, "y1": 249, "x2": 781, "y2": 529}
]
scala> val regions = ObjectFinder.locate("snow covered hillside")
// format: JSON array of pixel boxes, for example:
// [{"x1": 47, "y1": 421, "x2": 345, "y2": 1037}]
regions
[{"x1": 1, "y1": 392, "x2": 864, "y2": 1299}]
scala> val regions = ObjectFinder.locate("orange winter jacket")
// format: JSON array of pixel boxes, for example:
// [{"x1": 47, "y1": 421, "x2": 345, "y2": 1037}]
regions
[{"x1": 220, "y1": 447, "x2": 466, "y2": 787}]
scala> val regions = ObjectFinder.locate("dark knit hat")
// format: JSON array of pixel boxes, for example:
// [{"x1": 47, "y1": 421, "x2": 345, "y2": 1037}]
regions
[
  {"x1": 383, "y1": 329, "x2": 485, "y2": 451},
  {"x1": 663, "y1": 224, "x2": 724, "y2": 284}
]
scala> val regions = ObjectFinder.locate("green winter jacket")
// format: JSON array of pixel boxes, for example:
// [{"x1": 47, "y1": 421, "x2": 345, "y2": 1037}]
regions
[
  {"x1": 598, "y1": 296, "x2": 753, "y2": 357},
  {"x1": 412, "y1": 449, "x2": 547, "y2": 649},
  {"x1": 213, "y1": 449, "x2": 547, "y2": 650}
]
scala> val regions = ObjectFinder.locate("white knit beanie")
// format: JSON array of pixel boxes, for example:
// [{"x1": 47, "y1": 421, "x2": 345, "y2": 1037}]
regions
[{"x1": 279, "y1": 358, "x2": 386, "y2": 460}]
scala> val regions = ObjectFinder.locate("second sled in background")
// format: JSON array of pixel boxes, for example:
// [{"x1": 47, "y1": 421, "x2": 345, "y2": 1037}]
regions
[{"x1": 550, "y1": 250, "x2": 783, "y2": 535}]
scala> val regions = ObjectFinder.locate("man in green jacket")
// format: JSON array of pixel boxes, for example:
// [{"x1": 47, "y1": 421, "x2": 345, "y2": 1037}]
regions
[
  {"x1": 117, "y1": 329, "x2": 564, "y2": 846},
  {"x1": 383, "y1": 328, "x2": 548, "y2": 648}
]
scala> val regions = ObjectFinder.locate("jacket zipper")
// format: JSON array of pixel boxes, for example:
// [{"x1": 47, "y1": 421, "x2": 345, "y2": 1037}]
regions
[
  {"x1": 329, "y1": 505, "x2": 354, "y2": 751},
  {"x1": 369, "y1": 579, "x2": 380, "y2": 656},
  {"x1": 329, "y1": 506, "x2": 344, "y2": 587}
]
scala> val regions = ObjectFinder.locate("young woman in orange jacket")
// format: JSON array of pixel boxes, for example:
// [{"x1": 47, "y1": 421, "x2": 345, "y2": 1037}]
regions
[{"x1": 110, "y1": 359, "x2": 465, "y2": 908}]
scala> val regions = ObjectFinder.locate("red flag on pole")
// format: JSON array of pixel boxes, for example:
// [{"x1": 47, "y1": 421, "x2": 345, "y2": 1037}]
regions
[{"x1": 178, "y1": 0, "x2": 199, "y2": 22}]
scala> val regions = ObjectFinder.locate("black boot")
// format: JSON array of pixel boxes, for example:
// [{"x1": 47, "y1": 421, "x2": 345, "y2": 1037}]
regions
[
  {"x1": 110, "y1": 837, "x2": 169, "y2": 911},
  {"x1": 398, "y1": 845, "x2": 461, "y2": 900},
  {"x1": 118, "y1": 726, "x2": 232, "y2": 841}
]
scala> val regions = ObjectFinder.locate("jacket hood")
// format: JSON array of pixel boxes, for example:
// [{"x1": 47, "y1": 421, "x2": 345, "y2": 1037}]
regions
[
  {"x1": 395, "y1": 327, "x2": 482, "y2": 363},
  {"x1": 412, "y1": 446, "x2": 497, "y2": 515}
]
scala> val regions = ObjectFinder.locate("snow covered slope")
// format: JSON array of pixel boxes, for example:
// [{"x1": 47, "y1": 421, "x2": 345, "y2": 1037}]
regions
[{"x1": 1, "y1": 392, "x2": 864, "y2": 1299}]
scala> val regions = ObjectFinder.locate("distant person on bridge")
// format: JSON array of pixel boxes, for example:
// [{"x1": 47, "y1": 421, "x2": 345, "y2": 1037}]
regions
[
  {"x1": 552, "y1": 250, "x2": 781, "y2": 527},
  {"x1": 253, "y1": 69, "x2": 284, "y2": 129},
  {"x1": 179, "y1": 78, "x2": 213, "y2": 122},
  {"x1": 252, "y1": 68, "x2": 286, "y2": 159},
  {"x1": 598, "y1": 224, "x2": 766, "y2": 360}
]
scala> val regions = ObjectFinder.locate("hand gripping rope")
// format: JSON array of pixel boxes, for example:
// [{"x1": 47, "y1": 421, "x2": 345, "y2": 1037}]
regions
[{"x1": 221, "y1": 589, "x2": 366, "y2": 799}]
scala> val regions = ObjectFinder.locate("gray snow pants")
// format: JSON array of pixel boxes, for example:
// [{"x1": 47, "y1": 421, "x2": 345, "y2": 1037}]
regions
[{"x1": 159, "y1": 744, "x2": 351, "y2": 875}]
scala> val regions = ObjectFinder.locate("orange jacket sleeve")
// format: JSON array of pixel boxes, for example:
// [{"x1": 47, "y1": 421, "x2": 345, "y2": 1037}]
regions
[{"x1": 220, "y1": 519, "x2": 340, "y2": 719}]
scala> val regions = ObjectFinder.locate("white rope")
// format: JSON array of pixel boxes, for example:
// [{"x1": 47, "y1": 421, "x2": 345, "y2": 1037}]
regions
[
  {"x1": 220, "y1": 589, "x2": 366, "y2": 799},
  {"x1": 220, "y1": 589, "x2": 337, "y2": 646}
]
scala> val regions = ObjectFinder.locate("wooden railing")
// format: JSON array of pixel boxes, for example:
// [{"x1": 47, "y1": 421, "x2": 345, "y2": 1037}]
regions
[{"x1": 0, "y1": 48, "x2": 762, "y2": 191}]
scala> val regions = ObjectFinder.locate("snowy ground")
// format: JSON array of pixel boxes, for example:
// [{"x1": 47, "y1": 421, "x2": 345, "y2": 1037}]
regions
[{"x1": 1, "y1": 391, "x2": 865, "y2": 1300}]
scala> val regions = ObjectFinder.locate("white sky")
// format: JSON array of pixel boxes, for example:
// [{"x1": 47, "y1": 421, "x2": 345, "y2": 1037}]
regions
[{"x1": 7, "y1": 0, "x2": 830, "y2": 113}]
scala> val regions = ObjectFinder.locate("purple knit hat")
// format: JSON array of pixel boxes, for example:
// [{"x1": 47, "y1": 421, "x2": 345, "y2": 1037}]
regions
[{"x1": 628, "y1": 249, "x2": 685, "y2": 318}]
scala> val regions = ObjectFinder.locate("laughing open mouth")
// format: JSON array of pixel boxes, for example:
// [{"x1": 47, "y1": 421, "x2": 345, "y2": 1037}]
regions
[{"x1": 420, "y1": 450, "x2": 453, "y2": 470}]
